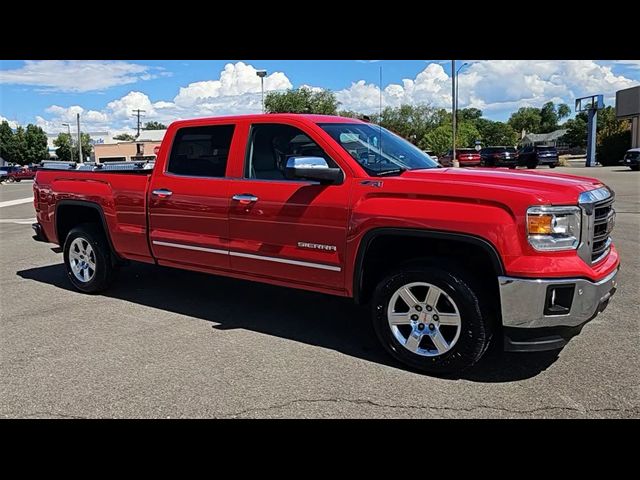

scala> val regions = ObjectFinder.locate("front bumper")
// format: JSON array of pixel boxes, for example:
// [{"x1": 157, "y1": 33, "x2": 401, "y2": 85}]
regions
[
  {"x1": 499, "y1": 267, "x2": 619, "y2": 352},
  {"x1": 499, "y1": 267, "x2": 619, "y2": 329}
]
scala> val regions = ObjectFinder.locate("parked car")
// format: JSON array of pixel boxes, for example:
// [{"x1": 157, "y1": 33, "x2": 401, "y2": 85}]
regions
[
  {"x1": 32, "y1": 114, "x2": 620, "y2": 375},
  {"x1": 623, "y1": 148, "x2": 640, "y2": 171},
  {"x1": 518, "y1": 145, "x2": 559, "y2": 169},
  {"x1": 423, "y1": 150, "x2": 439, "y2": 163},
  {"x1": 0, "y1": 165, "x2": 36, "y2": 182},
  {"x1": 480, "y1": 146, "x2": 519, "y2": 168},
  {"x1": 439, "y1": 148, "x2": 481, "y2": 167}
]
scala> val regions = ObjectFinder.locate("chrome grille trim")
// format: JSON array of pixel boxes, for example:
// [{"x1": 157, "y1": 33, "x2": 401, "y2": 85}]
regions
[{"x1": 577, "y1": 187, "x2": 615, "y2": 265}]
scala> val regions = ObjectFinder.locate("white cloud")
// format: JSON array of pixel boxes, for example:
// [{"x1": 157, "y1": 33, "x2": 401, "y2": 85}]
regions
[
  {"x1": 26, "y1": 60, "x2": 640, "y2": 134},
  {"x1": 174, "y1": 62, "x2": 291, "y2": 107},
  {"x1": 336, "y1": 60, "x2": 639, "y2": 115},
  {"x1": 1, "y1": 115, "x2": 19, "y2": 129},
  {"x1": 0, "y1": 60, "x2": 167, "y2": 93}
]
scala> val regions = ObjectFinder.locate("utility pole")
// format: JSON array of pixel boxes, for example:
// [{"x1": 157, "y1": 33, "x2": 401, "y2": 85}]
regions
[
  {"x1": 132, "y1": 109, "x2": 146, "y2": 137},
  {"x1": 452, "y1": 60, "x2": 458, "y2": 167},
  {"x1": 256, "y1": 70, "x2": 267, "y2": 113},
  {"x1": 76, "y1": 113, "x2": 83, "y2": 163}
]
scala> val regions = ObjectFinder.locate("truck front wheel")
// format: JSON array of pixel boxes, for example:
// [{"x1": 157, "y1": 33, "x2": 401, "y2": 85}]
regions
[
  {"x1": 372, "y1": 265, "x2": 492, "y2": 375},
  {"x1": 63, "y1": 223, "x2": 115, "y2": 293}
]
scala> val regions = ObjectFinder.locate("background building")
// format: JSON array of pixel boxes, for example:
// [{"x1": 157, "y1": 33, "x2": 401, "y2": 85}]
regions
[
  {"x1": 93, "y1": 130, "x2": 166, "y2": 163},
  {"x1": 46, "y1": 131, "x2": 113, "y2": 159},
  {"x1": 616, "y1": 85, "x2": 640, "y2": 149}
]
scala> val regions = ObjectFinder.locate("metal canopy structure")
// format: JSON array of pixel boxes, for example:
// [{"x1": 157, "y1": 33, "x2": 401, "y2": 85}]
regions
[{"x1": 575, "y1": 94, "x2": 604, "y2": 167}]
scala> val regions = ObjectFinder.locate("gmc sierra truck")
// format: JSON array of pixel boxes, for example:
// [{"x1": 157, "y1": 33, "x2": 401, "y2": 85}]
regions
[{"x1": 32, "y1": 114, "x2": 620, "y2": 375}]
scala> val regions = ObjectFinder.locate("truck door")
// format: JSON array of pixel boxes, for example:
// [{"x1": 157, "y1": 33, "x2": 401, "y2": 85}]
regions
[
  {"x1": 148, "y1": 123, "x2": 239, "y2": 272},
  {"x1": 227, "y1": 121, "x2": 349, "y2": 292}
]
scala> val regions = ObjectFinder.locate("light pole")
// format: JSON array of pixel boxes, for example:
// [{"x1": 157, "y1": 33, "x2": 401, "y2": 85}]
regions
[
  {"x1": 62, "y1": 123, "x2": 72, "y2": 161},
  {"x1": 256, "y1": 69, "x2": 267, "y2": 113},
  {"x1": 452, "y1": 62, "x2": 469, "y2": 168},
  {"x1": 455, "y1": 62, "x2": 469, "y2": 125}
]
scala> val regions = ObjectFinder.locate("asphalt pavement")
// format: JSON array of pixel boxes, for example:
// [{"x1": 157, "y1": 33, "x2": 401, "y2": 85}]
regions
[{"x1": 1, "y1": 167, "x2": 638, "y2": 418}]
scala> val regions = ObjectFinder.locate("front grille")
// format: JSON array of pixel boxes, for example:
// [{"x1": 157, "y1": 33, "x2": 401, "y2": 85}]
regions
[{"x1": 591, "y1": 198, "x2": 615, "y2": 263}]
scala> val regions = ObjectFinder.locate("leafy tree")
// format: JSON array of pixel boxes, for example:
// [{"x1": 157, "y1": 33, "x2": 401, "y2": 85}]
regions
[
  {"x1": 54, "y1": 132, "x2": 93, "y2": 162},
  {"x1": 370, "y1": 104, "x2": 442, "y2": 145},
  {"x1": 421, "y1": 121, "x2": 480, "y2": 155},
  {"x1": 557, "y1": 103, "x2": 571, "y2": 120},
  {"x1": 6, "y1": 126, "x2": 26, "y2": 165},
  {"x1": 264, "y1": 88, "x2": 339, "y2": 115},
  {"x1": 337, "y1": 110, "x2": 364, "y2": 119},
  {"x1": 0, "y1": 121, "x2": 13, "y2": 162},
  {"x1": 457, "y1": 108, "x2": 483, "y2": 123},
  {"x1": 508, "y1": 107, "x2": 542, "y2": 135},
  {"x1": 562, "y1": 113, "x2": 588, "y2": 148},
  {"x1": 143, "y1": 121, "x2": 167, "y2": 130},
  {"x1": 476, "y1": 119, "x2": 518, "y2": 146},
  {"x1": 24, "y1": 124, "x2": 48, "y2": 163},
  {"x1": 113, "y1": 133, "x2": 136, "y2": 141},
  {"x1": 540, "y1": 101, "x2": 571, "y2": 133}
]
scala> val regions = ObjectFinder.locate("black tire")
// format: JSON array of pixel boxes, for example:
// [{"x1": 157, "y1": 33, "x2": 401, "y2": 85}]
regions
[
  {"x1": 526, "y1": 162, "x2": 537, "y2": 169},
  {"x1": 549, "y1": 164, "x2": 556, "y2": 169},
  {"x1": 7, "y1": 176, "x2": 15, "y2": 183},
  {"x1": 63, "y1": 223, "x2": 116, "y2": 293},
  {"x1": 631, "y1": 165, "x2": 640, "y2": 171},
  {"x1": 371, "y1": 265, "x2": 493, "y2": 375}
]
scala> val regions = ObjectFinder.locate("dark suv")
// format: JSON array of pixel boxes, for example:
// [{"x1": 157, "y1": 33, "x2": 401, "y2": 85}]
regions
[
  {"x1": 480, "y1": 146, "x2": 519, "y2": 168},
  {"x1": 518, "y1": 145, "x2": 559, "y2": 169},
  {"x1": 623, "y1": 148, "x2": 640, "y2": 171}
]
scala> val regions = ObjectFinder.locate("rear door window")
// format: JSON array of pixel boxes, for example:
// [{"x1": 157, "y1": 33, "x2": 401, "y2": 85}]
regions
[{"x1": 168, "y1": 125, "x2": 235, "y2": 177}]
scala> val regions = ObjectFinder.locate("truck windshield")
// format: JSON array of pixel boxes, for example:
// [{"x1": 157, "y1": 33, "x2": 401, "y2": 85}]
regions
[{"x1": 319, "y1": 123, "x2": 439, "y2": 176}]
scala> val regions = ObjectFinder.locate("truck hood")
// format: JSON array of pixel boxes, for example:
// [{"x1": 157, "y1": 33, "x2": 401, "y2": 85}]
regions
[{"x1": 400, "y1": 167, "x2": 605, "y2": 205}]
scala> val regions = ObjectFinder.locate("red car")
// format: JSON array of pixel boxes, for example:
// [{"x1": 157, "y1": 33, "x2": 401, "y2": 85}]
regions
[
  {"x1": 32, "y1": 114, "x2": 620, "y2": 375},
  {"x1": 439, "y1": 148, "x2": 481, "y2": 167},
  {"x1": 0, "y1": 166, "x2": 36, "y2": 182}
]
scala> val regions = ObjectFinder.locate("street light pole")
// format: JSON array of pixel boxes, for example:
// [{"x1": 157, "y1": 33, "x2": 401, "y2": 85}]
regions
[
  {"x1": 455, "y1": 62, "x2": 469, "y2": 127},
  {"x1": 452, "y1": 61, "x2": 457, "y2": 168},
  {"x1": 452, "y1": 62, "x2": 469, "y2": 168},
  {"x1": 256, "y1": 69, "x2": 267, "y2": 113}
]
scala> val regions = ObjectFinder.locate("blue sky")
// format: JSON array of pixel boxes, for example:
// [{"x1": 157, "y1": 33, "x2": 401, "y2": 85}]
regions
[{"x1": 1, "y1": 60, "x2": 638, "y2": 134}]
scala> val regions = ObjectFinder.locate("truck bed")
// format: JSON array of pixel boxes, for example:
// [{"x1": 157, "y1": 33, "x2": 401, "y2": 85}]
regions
[{"x1": 34, "y1": 162, "x2": 155, "y2": 263}]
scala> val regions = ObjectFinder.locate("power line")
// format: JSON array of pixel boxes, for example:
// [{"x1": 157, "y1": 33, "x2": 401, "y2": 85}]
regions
[{"x1": 131, "y1": 109, "x2": 146, "y2": 138}]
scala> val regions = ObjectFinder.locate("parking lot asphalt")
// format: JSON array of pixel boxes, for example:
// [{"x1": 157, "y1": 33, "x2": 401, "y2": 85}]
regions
[{"x1": 1, "y1": 167, "x2": 638, "y2": 419}]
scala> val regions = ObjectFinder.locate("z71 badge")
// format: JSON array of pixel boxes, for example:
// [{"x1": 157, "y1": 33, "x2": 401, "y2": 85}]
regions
[{"x1": 297, "y1": 242, "x2": 337, "y2": 252}]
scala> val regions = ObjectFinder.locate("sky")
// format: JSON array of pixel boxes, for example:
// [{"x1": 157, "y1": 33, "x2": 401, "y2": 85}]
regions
[{"x1": 1, "y1": 60, "x2": 639, "y2": 135}]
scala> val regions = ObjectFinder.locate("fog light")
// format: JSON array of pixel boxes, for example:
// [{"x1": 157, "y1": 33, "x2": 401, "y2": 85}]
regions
[{"x1": 544, "y1": 285, "x2": 575, "y2": 315}]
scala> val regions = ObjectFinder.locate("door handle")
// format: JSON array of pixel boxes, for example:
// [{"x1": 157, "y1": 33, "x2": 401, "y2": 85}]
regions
[
  {"x1": 152, "y1": 189, "x2": 173, "y2": 198},
  {"x1": 232, "y1": 194, "x2": 259, "y2": 205}
]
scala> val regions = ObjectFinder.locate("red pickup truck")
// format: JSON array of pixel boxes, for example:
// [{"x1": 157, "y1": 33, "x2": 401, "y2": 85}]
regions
[{"x1": 32, "y1": 114, "x2": 620, "y2": 375}]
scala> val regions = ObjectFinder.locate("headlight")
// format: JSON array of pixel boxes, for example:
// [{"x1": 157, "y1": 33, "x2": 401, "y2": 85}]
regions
[{"x1": 526, "y1": 206, "x2": 581, "y2": 251}]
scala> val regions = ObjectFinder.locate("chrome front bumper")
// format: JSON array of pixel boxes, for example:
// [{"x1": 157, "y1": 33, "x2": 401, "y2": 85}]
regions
[{"x1": 498, "y1": 268, "x2": 619, "y2": 329}]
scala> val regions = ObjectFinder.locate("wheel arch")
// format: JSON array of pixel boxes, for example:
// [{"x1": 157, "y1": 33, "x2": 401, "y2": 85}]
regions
[
  {"x1": 353, "y1": 227, "x2": 505, "y2": 304},
  {"x1": 55, "y1": 200, "x2": 120, "y2": 260}
]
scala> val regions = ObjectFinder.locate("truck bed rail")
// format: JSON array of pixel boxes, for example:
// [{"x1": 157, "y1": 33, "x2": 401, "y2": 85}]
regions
[{"x1": 39, "y1": 160, "x2": 155, "y2": 173}]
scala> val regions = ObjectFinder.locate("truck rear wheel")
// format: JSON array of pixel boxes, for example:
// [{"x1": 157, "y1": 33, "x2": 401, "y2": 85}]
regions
[
  {"x1": 63, "y1": 223, "x2": 115, "y2": 293},
  {"x1": 371, "y1": 265, "x2": 492, "y2": 375}
]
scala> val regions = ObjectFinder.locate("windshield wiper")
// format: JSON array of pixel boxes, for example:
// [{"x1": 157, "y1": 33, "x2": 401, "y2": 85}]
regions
[{"x1": 373, "y1": 168, "x2": 406, "y2": 176}]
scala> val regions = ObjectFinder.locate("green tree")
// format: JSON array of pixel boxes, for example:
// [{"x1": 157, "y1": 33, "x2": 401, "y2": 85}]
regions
[
  {"x1": 539, "y1": 101, "x2": 571, "y2": 133},
  {"x1": 562, "y1": 113, "x2": 588, "y2": 148},
  {"x1": 6, "y1": 126, "x2": 26, "y2": 165},
  {"x1": 457, "y1": 108, "x2": 483, "y2": 123},
  {"x1": 54, "y1": 132, "x2": 93, "y2": 162},
  {"x1": 113, "y1": 133, "x2": 136, "y2": 141},
  {"x1": 143, "y1": 121, "x2": 167, "y2": 130},
  {"x1": 24, "y1": 124, "x2": 48, "y2": 163},
  {"x1": 0, "y1": 121, "x2": 13, "y2": 162},
  {"x1": 421, "y1": 121, "x2": 480, "y2": 155},
  {"x1": 370, "y1": 104, "x2": 442, "y2": 145},
  {"x1": 508, "y1": 107, "x2": 542, "y2": 134},
  {"x1": 476, "y1": 119, "x2": 518, "y2": 146},
  {"x1": 264, "y1": 87, "x2": 339, "y2": 115}
]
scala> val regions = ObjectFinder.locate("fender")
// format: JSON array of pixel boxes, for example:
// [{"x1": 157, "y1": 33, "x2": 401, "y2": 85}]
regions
[
  {"x1": 55, "y1": 199, "x2": 122, "y2": 261},
  {"x1": 352, "y1": 227, "x2": 505, "y2": 304}
]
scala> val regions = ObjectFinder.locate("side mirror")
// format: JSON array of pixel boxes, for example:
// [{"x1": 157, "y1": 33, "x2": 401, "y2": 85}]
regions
[{"x1": 284, "y1": 157, "x2": 343, "y2": 184}]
